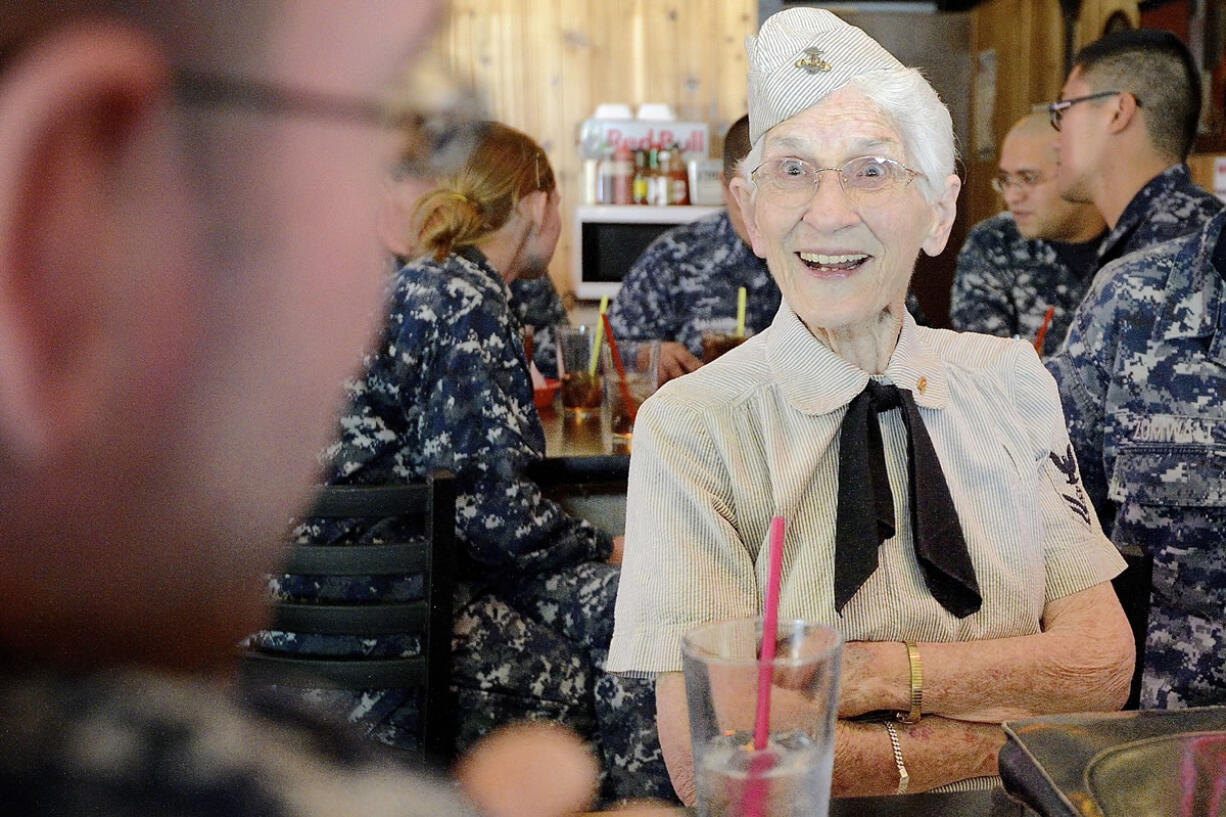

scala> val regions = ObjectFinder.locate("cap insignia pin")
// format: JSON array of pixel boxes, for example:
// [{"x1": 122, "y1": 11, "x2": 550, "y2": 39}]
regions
[{"x1": 795, "y1": 47, "x2": 832, "y2": 74}]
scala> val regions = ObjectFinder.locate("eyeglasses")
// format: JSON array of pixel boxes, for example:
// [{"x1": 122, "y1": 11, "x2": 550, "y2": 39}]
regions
[
  {"x1": 173, "y1": 64, "x2": 486, "y2": 178},
  {"x1": 991, "y1": 170, "x2": 1046, "y2": 193},
  {"x1": 1047, "y1": 91, "x2": 1135, "y2": 131},
  {"x1": 750, "y1": 155, "x2": 922, "y2": 206}
]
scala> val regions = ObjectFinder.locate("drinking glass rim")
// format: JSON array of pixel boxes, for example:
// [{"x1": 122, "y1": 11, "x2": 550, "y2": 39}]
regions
[{"x1": 681, "y1": 616, "x2": 844, "y2": 666}]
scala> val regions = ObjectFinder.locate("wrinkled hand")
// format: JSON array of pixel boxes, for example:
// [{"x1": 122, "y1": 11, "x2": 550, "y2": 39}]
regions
[
  {"x1": 658, "y1": 341, "x2": 702, "y2": 385},
  {"x1": 454, "y1": 722, "x2": 599, "y2": 817},
  {"x1": 835, "y1": 640, "x2": 898, "y2": 719},
  {"x1": 769, "y1": 639, "x2": 895, "y2": 719},
  {"x1": 609, "y1": 535, "x2": 625, "y2": 565}
]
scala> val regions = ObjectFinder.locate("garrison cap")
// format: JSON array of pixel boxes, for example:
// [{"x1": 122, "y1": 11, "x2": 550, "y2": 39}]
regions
[{"x1": 746, "y1": 7, "x2": 904, "y2": 146}]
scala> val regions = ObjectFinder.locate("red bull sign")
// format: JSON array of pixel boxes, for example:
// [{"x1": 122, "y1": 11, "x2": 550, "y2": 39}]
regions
[{"x1": 578, "y1": 119, "x2": 709, "y2": 159}]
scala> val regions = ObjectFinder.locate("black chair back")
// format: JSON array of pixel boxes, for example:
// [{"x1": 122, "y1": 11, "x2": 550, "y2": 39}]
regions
[{"x1": 240, "y1": 471, "x2": 455, "y2": 765}]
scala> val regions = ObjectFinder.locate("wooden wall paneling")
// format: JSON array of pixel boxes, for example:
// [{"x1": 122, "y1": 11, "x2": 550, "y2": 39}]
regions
[
  {"x1": 1186, "y1": 152, "x2": 1217, "y2": 190},
  {"x1": 508, "y1": 0, "x2": 530, "y2": 137},
  {"x1": 590, "y1": 1, "x2": 634, "y2": 111},
  {"x1": 438, "y1": 0, "x2": 758, "y2": 303},
  {"x1": 553, "y1": 0, "x2": 593, "y2": 305},
  {"x1": 1073, "y1": 0, "x2": 1098, "y2": 50},
  {"x1": 715, "y1": 0, "x2": 754, "y2": 152},
  {"x1": 474, "y1": 0, "x2": 502, "y2": 107},
  {"x1": 525, "y1": 2, "x2": 565, "y2": 300},
  {"x1": 642, "y1": 2, "x2": 681, "y2": 115},
  {"x1": 444, "y1": 0, "x2": 475, "y2": 88},
  {"x1": 965, "y1": 0, "x2": 1100, "y2": 228},
  {"x1": 681, "y1": 1, "x2": 717, "y2": 124},
  {"x1": 969, "y1": 0, "x2": 1036, "y2": 228},
  {"x1": 1076, "y1": 0, "x2": 1140, "y2": 49},
  {"x1": 1031, "y1": 0, "x2": 1065, "y2": 103}
]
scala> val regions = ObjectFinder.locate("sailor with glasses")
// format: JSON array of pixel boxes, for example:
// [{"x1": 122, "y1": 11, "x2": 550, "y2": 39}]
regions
[
  {"x1": 950, "y1": 113, "x2": 1105, "y2": 356},
  {"x1": 1046, "y1": 29, "x2": 1220, "y2": 275},
  {"x1": 609, "y1": 7, "x2": 1132, "y2": 802},
  {"x1": 1045, "y1": 29, "x2": 1226, "y2": 715}
]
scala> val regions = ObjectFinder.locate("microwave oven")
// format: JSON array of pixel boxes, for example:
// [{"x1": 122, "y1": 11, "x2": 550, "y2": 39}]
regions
[{"x1": 571, "y1": 204, "x2": 722, "y2": 300}]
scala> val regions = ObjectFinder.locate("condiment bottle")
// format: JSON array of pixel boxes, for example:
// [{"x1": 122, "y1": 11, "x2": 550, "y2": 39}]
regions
[
  {"x1": 646, "y1": 148, "x2": 666, "y2": 206},
  {"x1": 611, "y1": 143, "x2": 634, "y2": 205},
  {"x1": 652, "y1": 147, "x2": 671, "y2": 206},
  {"x1": 667, "y1": 142, "x2": 690, "y2": 205},
  {"x1": 596, "y1": 143, "x2": 615, "y2": 204},
  {"x1": 632, "y1": 149, "x2": 649, "y2": 205}
]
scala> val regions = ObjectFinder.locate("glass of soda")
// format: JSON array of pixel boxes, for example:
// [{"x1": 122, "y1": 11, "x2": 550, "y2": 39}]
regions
[
  {"x1": 701, "y1": 331, "x2": 748, "y2": 363},
  {"x1": 601, "y1": 339, "x2": 660, "y2": 453},
  {"x1": 556, "y1": 324, "x2": 603, "y2": 419}
]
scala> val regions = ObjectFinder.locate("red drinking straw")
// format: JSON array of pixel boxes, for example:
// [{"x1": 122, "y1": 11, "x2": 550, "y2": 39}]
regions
[
  {"x1": 1033, "y1": 305, "x2": 1056, "y2": 356},
  {"x1": 600, "y1": 313, "x2": 639, "y2": 420},
  {"x1": 742, "y1": 516, "x2": 786, "y2": 817}
]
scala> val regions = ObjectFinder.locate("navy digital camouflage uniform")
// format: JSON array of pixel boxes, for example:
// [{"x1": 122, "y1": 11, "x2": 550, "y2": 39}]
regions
[
  {"x1": 950, "y1": 212, "x2": 1101, "y2": 356},
  {"x1": 1096, "y1": 164, "x2": 1222, "y2": 271},
  {"x1": 0, "y1": 669, "x2": 476, "y2": 816},
  {"x1": 393, "y1": 257, "x2": 568, "y2": 371},
  {"x1": 251, "y1": 247, "x2": 671, "y2": 803},
  {"x1": 1046, "y1": 208, "x2": 1226, "y2": 709},
  {"x1": 606, "y1": 211, "x2": 781, "y2": 356},
  {"x1": 509, "y1": 276, "x2": 568, "y2": 373}
]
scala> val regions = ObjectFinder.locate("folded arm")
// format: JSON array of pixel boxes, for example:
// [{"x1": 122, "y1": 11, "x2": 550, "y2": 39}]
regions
[
  {"x1": 656, "y1": 672, "x2": 1003, "y2": 801},
  {"x1": 838, "y1": 581, "x2": 1134, "y2": 722},
  {"x1": 656, "y1": 581, "x2": 1133, "y2": 803}
]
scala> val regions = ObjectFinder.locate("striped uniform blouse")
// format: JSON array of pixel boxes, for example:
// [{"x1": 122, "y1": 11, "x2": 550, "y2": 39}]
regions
[{"x1": 608, "y1": 303, "x2": 1125, "y2": 676}]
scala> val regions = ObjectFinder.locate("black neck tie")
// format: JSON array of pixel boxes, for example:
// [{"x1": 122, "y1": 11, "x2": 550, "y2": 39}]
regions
[{"x1": 834, "y1": 379, "x2": 982, "y2": 618}]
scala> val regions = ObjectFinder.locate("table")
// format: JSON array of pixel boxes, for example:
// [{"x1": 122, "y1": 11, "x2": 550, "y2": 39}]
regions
[
  {"x1": 539, "y1": 399, "x2": 621, "y2": 459},
  {"x1": 533, "y1": 400, "x2": 629, "y2": 536},
  {"x1": 838, "y1": 789, "x2": 1030, "y2": 816},
  {"x1": 579, "y1": 787, "x2": 1034, "y2": 816}
]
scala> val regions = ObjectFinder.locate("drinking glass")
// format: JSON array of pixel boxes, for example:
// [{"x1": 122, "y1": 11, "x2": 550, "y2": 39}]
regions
[
  {"x1": 701, "y1": 331, "x2": 748, "y2": 363},
  {"x1": 556, "y1": 325, "x2": 603, "y2": 418},
  {"x1": 601, "y1": 339, "x2": 660, "y2": 453},
  {"x1": 682, "y1": 617, "x2": 843, "y2": 817}
]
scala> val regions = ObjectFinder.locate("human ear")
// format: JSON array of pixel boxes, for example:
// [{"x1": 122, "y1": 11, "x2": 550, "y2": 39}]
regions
[
  {"x1": 729, "y1": 175, "x2": 767, "y2": 259},
  {"x1": 516, "y1": 188, "x2": 549, "y2": 234},
  {"x1": 0, "y1": 22, "x2": 175, "y2": 460},
  {"x1": 1106, "y1": 91, "x2": 1140, "y2": 135},
  {"x1": 921, "y1": 174, "x2": 962, "y2": 257}
]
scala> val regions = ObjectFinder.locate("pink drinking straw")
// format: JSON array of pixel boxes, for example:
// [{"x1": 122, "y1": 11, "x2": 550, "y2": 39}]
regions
[
  {"x1": 742, "y1": 515, "x2": 786, "y2": 817},
  {"x1": 754, "y1": 515, "x2": 786, "y2": 749}
]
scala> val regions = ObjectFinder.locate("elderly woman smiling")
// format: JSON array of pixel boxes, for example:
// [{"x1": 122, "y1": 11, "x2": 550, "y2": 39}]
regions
[{"x1": 607, "y1": 7, "x2": 1135, "y2": 802}]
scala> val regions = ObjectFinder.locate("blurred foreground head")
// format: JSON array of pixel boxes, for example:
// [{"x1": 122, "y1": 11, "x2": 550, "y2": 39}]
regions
[{"x1": 0, "y1": 0, "x2": 448, "y2": 670}]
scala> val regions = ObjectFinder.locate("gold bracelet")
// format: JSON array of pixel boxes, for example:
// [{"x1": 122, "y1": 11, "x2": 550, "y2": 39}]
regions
[
  {"x1": 884, "y1": 721, "x2": 910, "y2": 795},
  {"x1": 897, "y1": 641, "x2": 922, "y2": 723}
]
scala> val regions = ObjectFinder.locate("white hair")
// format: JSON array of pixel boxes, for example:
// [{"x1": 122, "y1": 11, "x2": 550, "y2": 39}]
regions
[{"x1": 742, "y1": 67, "x2": 956, "y2": 204}]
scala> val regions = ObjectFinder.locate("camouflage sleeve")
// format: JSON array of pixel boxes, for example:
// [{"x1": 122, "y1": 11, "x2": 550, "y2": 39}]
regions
[
  {"x1": 390, "y1": 287, "x2": 612, "y2": 573},
  {"x1": 459, "y1": 453, "x2": 614, "y2": 572},
  {"x1": 607, "y1": 239, "x2": 681, "y2": 343},
  {"x1": 950, "y1": 225, "x2": 1019, "y2": 337},
  {"x1": 1044, "y1": 267, "x2": 1121, "y2": 527},
  {"x1": 509, "y1": 277, "x2": 569, "y2": 373}
]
